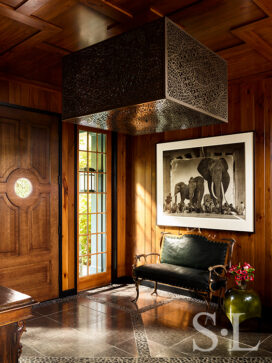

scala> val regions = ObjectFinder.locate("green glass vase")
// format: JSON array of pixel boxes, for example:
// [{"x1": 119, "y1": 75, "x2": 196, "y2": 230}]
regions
[{"x1": 223, "y1": 282, "x2": 262, "y2": 324}]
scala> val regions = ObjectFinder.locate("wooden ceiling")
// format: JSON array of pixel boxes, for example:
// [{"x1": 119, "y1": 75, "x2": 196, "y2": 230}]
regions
[{"x1": 1, "y1": 0, "x2": 272, "y2": 89}]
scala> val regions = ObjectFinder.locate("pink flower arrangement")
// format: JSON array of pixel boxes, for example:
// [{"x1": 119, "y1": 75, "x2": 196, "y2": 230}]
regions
[{"x1": 227, "y1": 262, "x2": 255, "y2": 286}]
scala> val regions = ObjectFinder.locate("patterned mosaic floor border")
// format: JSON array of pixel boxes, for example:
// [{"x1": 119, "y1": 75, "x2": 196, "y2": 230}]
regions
[{"x1": 19, "y1": 357, "x2": 272, "y2": 362}]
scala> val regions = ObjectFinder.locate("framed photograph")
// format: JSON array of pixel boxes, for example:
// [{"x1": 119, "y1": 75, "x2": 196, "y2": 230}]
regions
[{"x1": 156, "y1": 132, "x2": 254, "y2": 232}]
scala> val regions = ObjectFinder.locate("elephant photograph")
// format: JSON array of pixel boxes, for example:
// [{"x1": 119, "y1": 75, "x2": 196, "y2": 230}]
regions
[
  {"x1": 197, "y1": 158, "x2": 230, "y2": 214},
  {"x1": 157, "y1": 132, "x2": 254, "y2": 232}
]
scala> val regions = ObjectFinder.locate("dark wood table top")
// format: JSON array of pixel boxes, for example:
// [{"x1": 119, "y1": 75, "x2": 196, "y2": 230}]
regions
[{"x1": 0, "y1": 286, "x2": 35, "y2": 312}]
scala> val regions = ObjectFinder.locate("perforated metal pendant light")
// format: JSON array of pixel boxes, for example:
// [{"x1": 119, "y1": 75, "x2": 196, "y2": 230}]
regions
[{"x1": 63, "y1": 17, "x2": 227, "y2": 135}]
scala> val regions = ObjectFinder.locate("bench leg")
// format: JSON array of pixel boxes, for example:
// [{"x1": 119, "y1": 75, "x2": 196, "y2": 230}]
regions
[
  {"x1": 132, "y1": 279, "x2": 140, "y2": 303},
  {"x1": 151, "y1": 281, "x2": 158, "y2": 296}
]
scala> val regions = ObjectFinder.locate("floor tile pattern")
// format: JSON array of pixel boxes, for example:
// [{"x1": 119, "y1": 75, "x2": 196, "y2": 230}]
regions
[{"x1": 19, "y1": 284, "x2": 272, "y2": 362}]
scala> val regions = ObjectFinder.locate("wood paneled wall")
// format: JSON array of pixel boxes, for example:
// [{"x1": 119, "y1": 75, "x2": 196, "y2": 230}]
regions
[
  {"x1": 125, "y1": 78, "x2": 272, "y2": 306},
  {"x1": 117, "y1": 134, "x2": 128, "y2": 277},
  {"x1": 0, "y1": 75, "x2": 61, "y2": 113}
]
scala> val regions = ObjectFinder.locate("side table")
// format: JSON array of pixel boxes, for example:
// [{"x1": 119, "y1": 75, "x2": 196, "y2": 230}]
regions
[{"x1": 0, "y1": 286, "x2": 36, "y2": 363}]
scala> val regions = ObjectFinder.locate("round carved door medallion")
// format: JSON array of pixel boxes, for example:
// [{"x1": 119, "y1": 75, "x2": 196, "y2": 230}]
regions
[{"x1": 6, "y1": 169, "x2": 40, "y2": 208}]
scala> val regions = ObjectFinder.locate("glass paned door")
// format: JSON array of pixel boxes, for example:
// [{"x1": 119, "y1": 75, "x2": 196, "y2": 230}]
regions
[{"x1": 78, "y1": 127, "x2": 111, "y2": 291}]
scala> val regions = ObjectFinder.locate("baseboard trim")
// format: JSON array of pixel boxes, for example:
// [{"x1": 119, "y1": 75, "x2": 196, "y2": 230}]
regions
[
  {"x1": 112, "y1": 275, "x2": 134, "y2": 284},
  {"x1": 59, "y1": 288, "x2": 77, "y2": 298}
]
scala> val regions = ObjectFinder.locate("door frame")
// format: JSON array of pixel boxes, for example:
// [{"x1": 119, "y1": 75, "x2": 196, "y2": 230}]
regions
[
  {"x1": 76, "y1": 125, "x2": 115, "y2": 291},
  {"x1": 0, "y1": 101, "x2": 63, "y2": 298},
  {"x1": 111, "y1": 131, "x2": 118, "y2": 283}
]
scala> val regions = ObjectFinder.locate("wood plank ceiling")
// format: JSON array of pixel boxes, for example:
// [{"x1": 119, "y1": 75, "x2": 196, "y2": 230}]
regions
[{"x1": 0, "y1": 0, "x2": 272, "y2": 88}]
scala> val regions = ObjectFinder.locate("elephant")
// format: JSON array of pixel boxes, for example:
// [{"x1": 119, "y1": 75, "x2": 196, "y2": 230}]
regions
[
  {"x1": 188, "y1": 176, "x2": 204, "y2": 212},
  {"x1": 174, "y1": 177, "x2": 204, "y2": 213},
  {"x1": 174, "y1": 182, "x2": 189, "y2": 206},
  {"x1": 197, "y1": 158, "x2": 230, "y2": 214}
]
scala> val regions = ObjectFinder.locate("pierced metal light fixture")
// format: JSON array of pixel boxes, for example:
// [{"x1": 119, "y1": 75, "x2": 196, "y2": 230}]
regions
[{"x1": 63, "y1": 17, "x2": 227, "y2": 135}]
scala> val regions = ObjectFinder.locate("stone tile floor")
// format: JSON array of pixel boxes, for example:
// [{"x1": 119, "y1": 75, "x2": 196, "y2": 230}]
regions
[{"x1": 20, "y1": 284, "x2": 272, "y2": 361}]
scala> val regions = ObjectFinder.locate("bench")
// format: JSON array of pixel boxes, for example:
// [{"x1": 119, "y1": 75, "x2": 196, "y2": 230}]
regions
[{"x1": 132, "y1": 233, "x2": 235, "y2": 307}]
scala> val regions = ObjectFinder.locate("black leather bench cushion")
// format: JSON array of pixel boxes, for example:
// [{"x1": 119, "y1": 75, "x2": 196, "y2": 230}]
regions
[
  {"x1": 134, "y1": 263, "x2": 225, "y2": 292},
  {"x1": 160, "y1": 234, "x2": 228, "y2": 270}
]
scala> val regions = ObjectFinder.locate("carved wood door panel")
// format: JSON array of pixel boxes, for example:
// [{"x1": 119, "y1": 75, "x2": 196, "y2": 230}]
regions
[{"x1": 0, "y1": 105, "x2": 59, "y2": 301}]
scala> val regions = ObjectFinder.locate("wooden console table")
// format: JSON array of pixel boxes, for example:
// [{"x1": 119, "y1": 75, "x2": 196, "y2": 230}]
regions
[{"x1": 0, "y1": 286, "x2": 36, "y2": 362}]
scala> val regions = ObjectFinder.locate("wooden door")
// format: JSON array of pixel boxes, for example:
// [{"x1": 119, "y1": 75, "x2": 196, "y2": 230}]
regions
[
  {"x1": 0, "y1": 105, "x2": 59, "y2": 302},
  {"x1": 77, "y1": 127, "x2": 112, "y2": 291}
]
